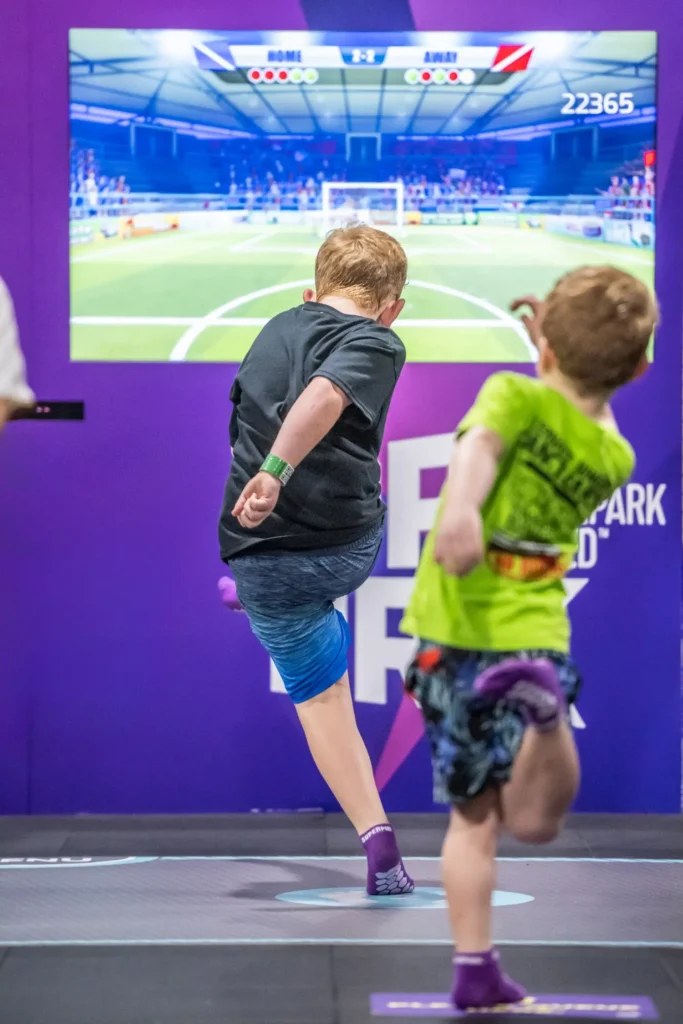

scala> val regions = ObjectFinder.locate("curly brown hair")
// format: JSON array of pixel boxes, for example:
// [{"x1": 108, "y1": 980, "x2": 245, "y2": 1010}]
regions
[{"x1": 542, "y1": 266, "x2": 658, "y2": 396}]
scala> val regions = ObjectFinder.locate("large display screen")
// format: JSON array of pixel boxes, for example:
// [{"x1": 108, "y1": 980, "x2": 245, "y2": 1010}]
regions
[{"x1": 69, "y1": 30, "x2": 656, "y2": 363}]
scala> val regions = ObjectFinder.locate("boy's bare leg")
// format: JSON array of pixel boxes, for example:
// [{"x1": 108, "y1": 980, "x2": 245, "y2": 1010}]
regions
[
  {"x1": 443, "y1": 789, "x2": 500, "y2": 952},
  {"x1": 296, "y1": 673, "x2": 414, "y2": 896},
  {"x1": 444, "y1": 789, "x2": 527, "y2": 1009},
  {"x1": 502, "y1": 721, "x2": 580, "y2": 844},
  {"x1": 296, "y1": 672, "x2": 385, "y2": 834}
]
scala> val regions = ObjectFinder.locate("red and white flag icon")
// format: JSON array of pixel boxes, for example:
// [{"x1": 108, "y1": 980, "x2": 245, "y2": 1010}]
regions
[{"x1": 492, "y1": 44, "x2": 534, "y2": 73}]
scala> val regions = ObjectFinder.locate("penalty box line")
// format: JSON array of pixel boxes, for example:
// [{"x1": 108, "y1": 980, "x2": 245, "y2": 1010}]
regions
[
  {"x1": 71, "y1": 280, "x2": 534, "y2": 362},
  {"x1": 174, "y1": 279, "x2": 535, "y2": 361}
]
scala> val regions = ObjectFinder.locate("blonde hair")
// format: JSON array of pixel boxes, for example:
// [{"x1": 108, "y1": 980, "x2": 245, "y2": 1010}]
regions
[
  {"x1": 543, "y1": 265, "x2": 658, "y2": 395},
  {"x1": 315, "y1": 225, "x2": 408, "y2": 311}
]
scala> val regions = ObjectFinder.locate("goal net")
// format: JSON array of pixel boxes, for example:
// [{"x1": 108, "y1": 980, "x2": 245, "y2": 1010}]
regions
[{"x1": 321, "y1": 182, "x2": 404, "y2": 235}]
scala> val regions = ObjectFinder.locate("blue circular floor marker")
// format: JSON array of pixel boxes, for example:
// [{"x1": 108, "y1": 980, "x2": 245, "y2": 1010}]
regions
[{"x1": 275, "y1": 887, "x2": 534, "y2": 909}]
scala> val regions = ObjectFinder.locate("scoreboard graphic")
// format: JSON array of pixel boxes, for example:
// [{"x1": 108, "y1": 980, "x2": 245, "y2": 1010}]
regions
[{"x1": 193, "y1": 32, "x2": 537, "y2": 87}]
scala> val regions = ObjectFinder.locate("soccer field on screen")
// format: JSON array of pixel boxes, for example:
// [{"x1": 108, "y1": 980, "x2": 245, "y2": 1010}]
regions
[{"x1": 70, "y1": 223, "x2": 654, "y2": 363}]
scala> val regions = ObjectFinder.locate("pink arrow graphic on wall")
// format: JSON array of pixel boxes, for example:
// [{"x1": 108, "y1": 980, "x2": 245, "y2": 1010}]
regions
[{"x1": 374, "y1": 692, "x2": 425, "y2": 792}]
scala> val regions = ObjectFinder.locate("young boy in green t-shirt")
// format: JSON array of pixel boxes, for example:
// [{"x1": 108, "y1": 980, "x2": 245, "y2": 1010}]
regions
[{"x1": 400, "y1": 266, "x2": 658, "y2": 1011}]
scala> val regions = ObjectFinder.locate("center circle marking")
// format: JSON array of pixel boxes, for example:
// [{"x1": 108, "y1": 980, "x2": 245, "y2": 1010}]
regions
[{"x1": 275, "y1": 887, "x2": 534, "y2": 909}]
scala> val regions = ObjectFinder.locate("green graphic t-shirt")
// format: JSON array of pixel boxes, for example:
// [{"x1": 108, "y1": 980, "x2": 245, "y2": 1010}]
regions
[{"x1": 400, "y1": 372, "x2": 635, "y2": 653}]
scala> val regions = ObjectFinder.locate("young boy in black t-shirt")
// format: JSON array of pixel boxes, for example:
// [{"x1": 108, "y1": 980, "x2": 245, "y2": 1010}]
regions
[{"x1": 220, "y1": 226, "x2": 414, "y2": 896}]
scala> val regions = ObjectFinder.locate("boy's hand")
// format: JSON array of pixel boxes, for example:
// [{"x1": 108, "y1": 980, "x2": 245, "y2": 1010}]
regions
[
  {"x1": 232, "y1": 472, "x2": 281, "y2": 528},
  {"x1": 510, "y1": 295, "x2": 546, "y2": 349},
  {"x1": 434, "y1": 505, "x2": 484, "y2": 578}
]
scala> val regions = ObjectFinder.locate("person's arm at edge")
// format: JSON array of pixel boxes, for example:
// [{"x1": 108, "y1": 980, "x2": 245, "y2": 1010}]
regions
[
  {"x1": 0, "y1": 279, "x2": 34, "y2": 433},
  {"x1": 0, "y1": 398, "x2": 11, "y2": 432}
]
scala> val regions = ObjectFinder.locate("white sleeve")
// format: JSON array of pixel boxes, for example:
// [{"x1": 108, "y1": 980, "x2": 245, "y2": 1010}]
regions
[{"x1": 0, "y1": 277, "x2": 34, "y2": 405}]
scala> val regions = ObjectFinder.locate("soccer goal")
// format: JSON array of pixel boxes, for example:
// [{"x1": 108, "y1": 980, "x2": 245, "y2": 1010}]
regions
[{"x1": 321, "y1": 181, "x2": 405, "y2": 235}]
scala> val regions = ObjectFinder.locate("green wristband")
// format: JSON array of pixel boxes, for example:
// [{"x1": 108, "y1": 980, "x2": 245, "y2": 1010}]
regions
[{"x1": 260, "y1": 453, "x2": 294, "y2": 486}]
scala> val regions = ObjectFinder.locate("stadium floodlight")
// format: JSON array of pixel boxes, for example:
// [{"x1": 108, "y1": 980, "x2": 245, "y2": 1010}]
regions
[
  {"x1": 158, "y1": 31, "x2": 200, "y2": 62},
  {"x1": 533, "y1": 33, "x2": 572, "y2": 61},
  {"x1": 321, "y1": 181, "x2": 405, "y2": 236}
]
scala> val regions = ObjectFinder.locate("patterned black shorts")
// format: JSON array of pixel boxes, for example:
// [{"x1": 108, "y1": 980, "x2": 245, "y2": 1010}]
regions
[{"x1": 405, "y1": 643, "x2": 582, "y2": 806}]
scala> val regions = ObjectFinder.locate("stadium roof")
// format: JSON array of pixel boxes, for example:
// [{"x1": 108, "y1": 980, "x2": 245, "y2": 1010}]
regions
[{"x1": 70, "y1": 30, "x2": 656, "y2": 139}]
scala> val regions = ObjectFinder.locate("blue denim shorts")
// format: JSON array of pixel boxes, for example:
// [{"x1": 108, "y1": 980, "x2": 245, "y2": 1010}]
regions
[{"x1": 229, "y1": 521, "x2": 383, "y2": 703}]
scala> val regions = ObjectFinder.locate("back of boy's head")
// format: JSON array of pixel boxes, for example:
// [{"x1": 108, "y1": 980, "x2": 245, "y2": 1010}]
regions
[
  {"x1": 543, "y1": 266, "x2": 658, "y2": 395},
  {"x1": 315, "y1": 225, "x2": 408, "y2": 311}
]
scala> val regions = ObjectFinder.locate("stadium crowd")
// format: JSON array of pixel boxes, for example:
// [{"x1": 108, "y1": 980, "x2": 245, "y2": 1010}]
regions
[
  {"x1": 602, "y1": 166, "x2": 655, "y2": 200},
  {"x1": 70, "y1": 134, "x2": 505, "y2": 210},
  {"x1": 599, "y1": 165, "x2": 655, "y2": 221},
  {"x1": 70, "y1": 131, "x2": 656, "y2": 224},
  {"x1": 70, "y1": 143, "x2": 130, "y2": 212},
  {"x1": 221, "y1": 149, "x2": 506, "y2": 206}
]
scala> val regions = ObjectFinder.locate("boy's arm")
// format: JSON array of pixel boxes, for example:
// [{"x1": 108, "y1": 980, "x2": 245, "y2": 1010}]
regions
[
  {"x1": 232, "y1": 377, "x2": 350, "y2": 528},
  {"x1": 268, "y1": 376, "x2": 351, "y2": 468},
  {"x1": 433, "y1": 371, "x2": 535, "y2": 576},
  {"x1": 434, "y1": 426, "x2": 504, "y2": 577},
  {"x1": 233, "y1": 333, "x2": 400, "y2": 530}
]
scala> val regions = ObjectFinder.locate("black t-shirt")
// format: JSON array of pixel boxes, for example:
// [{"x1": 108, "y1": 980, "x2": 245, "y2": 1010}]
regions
[{"x1": 219, "y1": 302, "x2": 406, "y2": 561}]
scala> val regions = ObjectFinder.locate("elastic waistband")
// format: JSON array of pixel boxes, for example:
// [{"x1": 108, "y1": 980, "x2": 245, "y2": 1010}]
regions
[
  {"x1": 308, "y1": 518, "x2": 384, "y2": 558},
  {"x1": 232, "y1": 517, "x2": 384, "y2": 562}
]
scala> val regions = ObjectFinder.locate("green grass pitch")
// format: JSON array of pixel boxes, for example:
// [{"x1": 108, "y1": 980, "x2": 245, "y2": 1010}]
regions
[{"x1": 70, "y1": 223, "x2": 654, "y2": 363}]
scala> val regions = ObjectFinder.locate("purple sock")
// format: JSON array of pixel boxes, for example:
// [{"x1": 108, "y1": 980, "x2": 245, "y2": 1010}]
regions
[
  {"x1": 218, "y1": 577, "x2": 244, "y2": 612},
  {"x1": 359, "y1": 824, "x2": 414, "y2": 896},
  {"x1": 452, "y1": 948, "x2": 527, "y2": 1010},
  {"x1": 474, "y1": 658, "x2": 566, "y2": 732}
]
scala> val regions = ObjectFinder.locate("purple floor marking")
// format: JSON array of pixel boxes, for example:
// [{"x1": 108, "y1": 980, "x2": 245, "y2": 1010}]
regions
[{"x1": 370, "y1": 993, "x2": 658, "y2": 1019}]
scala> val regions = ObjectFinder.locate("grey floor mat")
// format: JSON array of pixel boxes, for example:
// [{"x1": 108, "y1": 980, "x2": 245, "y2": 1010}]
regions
[
  {"x1": 0, "y1": 945, "x2": 681, "y2": 1024},
  {"x1": 0, "y1": 855, "x2": 680, "y2": 946}
]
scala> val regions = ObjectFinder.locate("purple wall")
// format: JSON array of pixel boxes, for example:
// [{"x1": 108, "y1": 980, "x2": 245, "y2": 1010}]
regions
[{"x1": 0, "y1": 0, "x2": 680, "y2": 814}]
